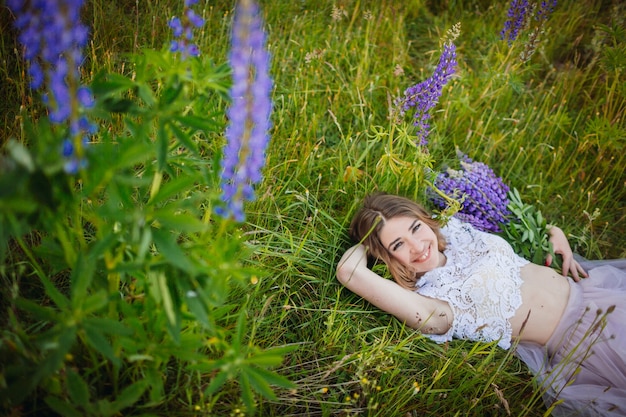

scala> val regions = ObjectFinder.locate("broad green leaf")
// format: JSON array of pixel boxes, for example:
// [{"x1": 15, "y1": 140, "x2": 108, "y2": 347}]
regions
[
  {"x1": 44, "y1": 395, "x2": 82, "y2": 417},
  {"x1": 66, "y1": 368, "x2": 90, "y2": 407}
]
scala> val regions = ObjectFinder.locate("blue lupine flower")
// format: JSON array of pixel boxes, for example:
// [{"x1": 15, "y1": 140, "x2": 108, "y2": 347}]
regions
[
  {"x1": 394, "y1": 41, "x2": 457, "y2": 146},
  {"x1": 430, "y1": 151, "x2": 511, "y2": 233},
  {"x1": 169, "y1": 2, "x2": 205, "y2": 59},
  {"x1": 8, "y1": 0, "x2": 95, "y2": 175},
  {"x1": 216, "y1": 0, "x2": 272, "y2": 222}
]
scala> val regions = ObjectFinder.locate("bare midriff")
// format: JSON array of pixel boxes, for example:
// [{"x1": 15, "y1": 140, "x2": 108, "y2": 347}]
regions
[{"x1": 509, "y1": 263, "x2": 571, "y2": 345}]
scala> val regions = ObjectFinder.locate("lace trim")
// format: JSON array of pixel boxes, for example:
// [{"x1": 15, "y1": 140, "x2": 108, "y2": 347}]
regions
[{"x1": 416, "y1": 218, "x2": 528, "y2": 349}]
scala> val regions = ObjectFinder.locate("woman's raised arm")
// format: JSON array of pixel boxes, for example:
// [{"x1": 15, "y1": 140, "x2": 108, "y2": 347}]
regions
[{"x1": 336, "y1": 244, "x2": 452, "y2": 334}]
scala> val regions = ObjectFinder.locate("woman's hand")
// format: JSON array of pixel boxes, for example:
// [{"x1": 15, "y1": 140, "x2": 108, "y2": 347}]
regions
[
  {"x1": 336, "y1": 244, "x2": 369, "y2": 284},
  {"x1": 545, "y1": 225, "x2": 588, "y2": 281}
]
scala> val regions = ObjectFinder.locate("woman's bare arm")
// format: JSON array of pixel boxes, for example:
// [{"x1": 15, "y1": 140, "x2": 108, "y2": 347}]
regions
[{"x1": 336, "y1": 244, "x2": 452, "y2": 334}]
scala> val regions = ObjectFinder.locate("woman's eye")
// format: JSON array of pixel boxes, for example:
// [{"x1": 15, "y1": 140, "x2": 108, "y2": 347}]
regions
[
  {"x1": 392, "y1": 242, "x2": 402, "y2": 251},
  {"x1": 412, "y1": 223, "x2": 422, "y2": 233}
]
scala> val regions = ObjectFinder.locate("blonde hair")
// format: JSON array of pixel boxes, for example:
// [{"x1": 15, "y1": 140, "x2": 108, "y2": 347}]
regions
[{"x1": 349, "y1": 193, "x2": 447, "y2": 289}]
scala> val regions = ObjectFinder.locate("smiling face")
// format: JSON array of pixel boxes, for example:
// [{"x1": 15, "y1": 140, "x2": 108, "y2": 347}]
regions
[{"x1": 378, "y1": 216, "x2": 446, "y2": 275}]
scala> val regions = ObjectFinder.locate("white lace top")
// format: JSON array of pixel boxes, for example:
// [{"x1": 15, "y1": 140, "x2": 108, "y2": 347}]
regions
[{"x1": 416, "y1": 217, "x2": 529, "y2": 349}]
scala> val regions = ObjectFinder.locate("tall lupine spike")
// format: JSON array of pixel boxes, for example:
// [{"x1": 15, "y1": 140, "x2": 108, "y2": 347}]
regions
[
  {"x1": 394, "y1": 37, "x2": 457, "y2": 147},
  {"x1": 169, "y1": 0, "x2": 205, "y2": 59},
  {"x1": 8, "y1": 0, "x2": 95, "y2": 174},
  {"x1": 500, "y1": 0, "x2": 530, "y2": 44},
  {"x1": 430, "y1": 152, "x2": 511, "y2": 233},
  {"x1": 500, "y1": 0, "x2": 557, "y2": 44},
  {"x1": 216, "y1": 0, "x2": 272, "y2": 222}
]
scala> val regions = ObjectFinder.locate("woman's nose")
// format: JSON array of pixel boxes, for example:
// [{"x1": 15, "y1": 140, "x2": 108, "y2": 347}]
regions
[{"x1": 408, "y1": 239, "x2": 423, "y2": 253}]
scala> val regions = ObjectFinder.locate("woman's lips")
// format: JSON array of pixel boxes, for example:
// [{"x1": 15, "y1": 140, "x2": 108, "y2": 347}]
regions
[{"x1": 412, "y1": 245, "x2": 430, "y2": 263}]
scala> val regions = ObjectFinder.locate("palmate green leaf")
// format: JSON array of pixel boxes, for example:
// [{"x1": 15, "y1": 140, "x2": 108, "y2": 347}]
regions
[
  {"x1": 247, "y1": 345, "x2": 298, "y2": 367},
  {"x1": 246, "y1": 365, "x2": 295, "y2": 390},
  {"x1": 34, "y1": 326, "x2": 76, "y2": 384},
  {"x1": 243, "y1": 367, "x2": 281, "y2": 401},
  {"x1": 70, "y1": 253, "x2": 96, "y2": 311},
  {"x1": 108, "y1": 379, "x2": 149, "y2": 414},
  {"x1": 137, "y1": 83, "x2": 156, "y2": 107},
  {"x1": 14, "y1": 297, "x2": 60, "y2": 322},
  {"x1": 151, "y1": 270, "x2": 181, "y2": 343},
  {"x1": 174, "y1": 114, "x2": 223, "y2": 133},
  {"x1": 239, "y1": 372, "x2": 255, "y2": 413},
  {"x1": 38, "y1": 273, "x2": 70, "y2": 310},
  {"x1": 79, "y1": 291, "x2": 109, "y2": 316},
  {"x1": 66, "y1": 368, "x2": 90, "y2": 408},
  {"x1": 160, "y1": 77, "x2": 183, "y2": 106},
  {"x1": 148, "y1": 174, "x2": 199, "y2": 206},
  {"x1": 82, "y1": 321, "x2": 121, "y2": 367},
  {"x1": 203, "y1": 369, "x2": 230, "y2": 396},
  {"x1": 168, "y1": 120, "x2": 200, "y2": 155},
  {"x1": 233, "y1": 308, "x2": 247, "y2": 352},
  {"x1": 154, "y1": 210, "x2": 207, "y2": 233},
  {"x1": 156, "y1": 123, "x2": 168, "y2": 171},
  {"x1": 91, "y1": 71, "x2": 136, "y2": 97},
  {"x1": 145, "y1": 366, "x2": 165, "y2": 404},
  {"x1": 151, "y1": 228, "x2": 196, "y2": 273},
  {"x1": 83, "y1": 317, "x2": 133, "y2": 337}
]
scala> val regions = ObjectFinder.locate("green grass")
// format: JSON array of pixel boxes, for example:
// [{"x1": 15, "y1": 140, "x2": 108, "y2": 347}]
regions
[{"x1": 1, "y1": 0, "x2": 625, "y2": 415}]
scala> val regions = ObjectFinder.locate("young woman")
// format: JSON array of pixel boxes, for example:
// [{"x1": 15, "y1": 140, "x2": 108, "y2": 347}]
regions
[{"x1": 336, "y1": 193, "x2": 626, "y2": 416}]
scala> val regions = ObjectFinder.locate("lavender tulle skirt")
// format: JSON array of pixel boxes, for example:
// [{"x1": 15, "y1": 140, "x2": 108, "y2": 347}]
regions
[{"x1": 515, "y1": 259, "x2": 626, "y2": 416}]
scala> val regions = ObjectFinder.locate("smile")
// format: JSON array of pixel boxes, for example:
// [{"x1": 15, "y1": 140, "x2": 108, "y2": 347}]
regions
[{"x1": 413, "y1": 245, "x2": 431, "y2": 263}]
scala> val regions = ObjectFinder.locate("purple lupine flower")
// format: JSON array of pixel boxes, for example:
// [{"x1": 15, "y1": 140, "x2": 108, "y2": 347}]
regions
[
  {"x1": 500, "y1": 0, "x2": 530, "y2": 44},
  {"x1": 535, "y1": 0, "x2": 557, "y2": 21},
  {"x1": 7, "y1": 0, "x2": 95, "y2": 174},
  {"x1": 500, "y1": 1, "x2": 557, "y2": 44},
  {"x1": 394, "y1": 41, "x2": 457, "y2": 146},
  {"x1": 216, "y1": 0, "x2": 272, "y2": 222},
  {"x1": 430, "y1": 152, "x2": 511, "y2": 233},
  {"x1": 169, "y1": 2, "x2": 205, "y2": 59}
]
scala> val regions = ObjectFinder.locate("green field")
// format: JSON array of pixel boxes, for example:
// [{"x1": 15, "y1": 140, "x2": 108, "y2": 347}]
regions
[{"x1": 1, "y1": 0, "x2": 625, "y2": 415}]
